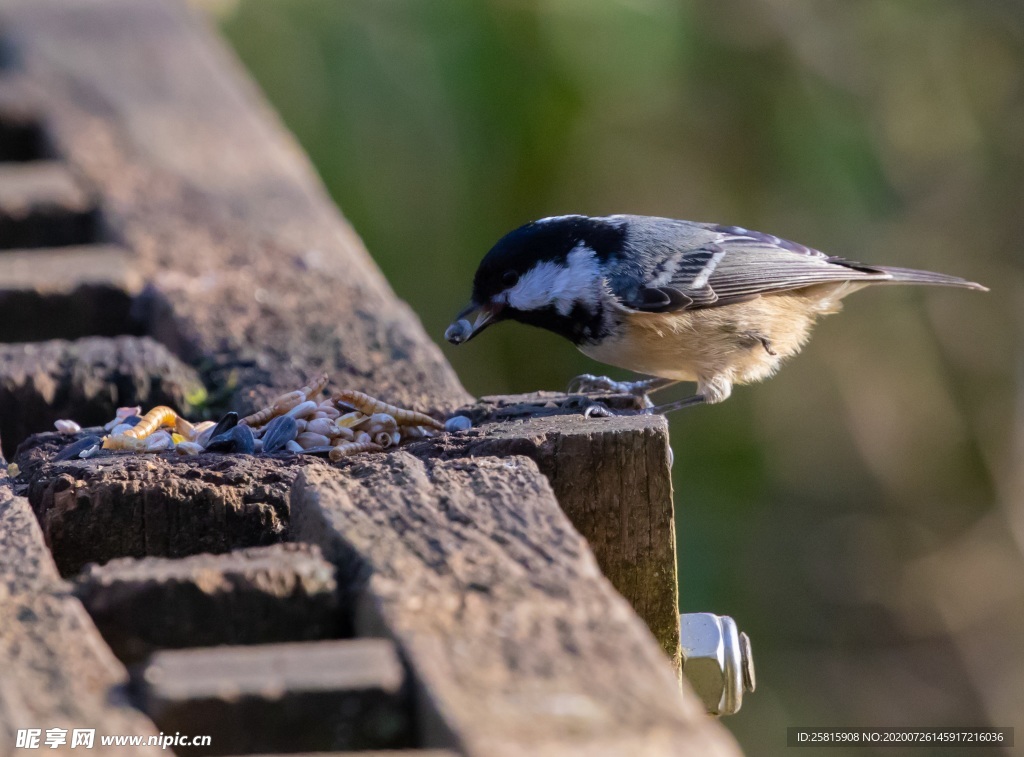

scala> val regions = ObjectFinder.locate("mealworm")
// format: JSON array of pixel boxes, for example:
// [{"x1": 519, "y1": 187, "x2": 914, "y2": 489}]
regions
[
  {"x1": 123, "y1": 406, "x2": 178, "y2": 440},
  {"x1": 102, "y1": 434, "x2": 148, "y2": 451},
  {"x1": 239, "y1": 372, "x2": 330, "y2": 428},
  {"x1": 332, "y1": 390, "x2": 443, "y2": 430}
]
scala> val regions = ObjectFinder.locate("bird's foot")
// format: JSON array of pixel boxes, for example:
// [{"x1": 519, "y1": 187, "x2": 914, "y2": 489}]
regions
[
  {"x1": 564, "y1": 394, "x2": 618, "y2": 418},
  {"x1": 567, "y1": 374, "x2": 673, "y2": 397},
  {"x1": 582, "y1": 401, "x2": 615, "y2": 419}
]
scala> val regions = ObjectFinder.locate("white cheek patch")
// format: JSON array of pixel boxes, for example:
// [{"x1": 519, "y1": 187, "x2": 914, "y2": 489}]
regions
[{"x1": 503, "y1": 243, "x2": 601, "y2": 316}]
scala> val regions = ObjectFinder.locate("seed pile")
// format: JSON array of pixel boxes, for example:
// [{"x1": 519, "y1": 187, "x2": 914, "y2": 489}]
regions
[{"x1": 49, "y1": 373, "x2": 472, "y2": 464}]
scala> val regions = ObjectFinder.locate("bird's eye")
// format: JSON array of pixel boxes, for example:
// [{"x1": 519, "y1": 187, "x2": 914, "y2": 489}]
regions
[{"x1": 501, "y1": 270, "x2": 519, "y2": 287}]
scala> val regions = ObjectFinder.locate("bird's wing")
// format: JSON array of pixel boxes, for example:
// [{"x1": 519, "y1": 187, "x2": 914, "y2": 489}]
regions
[{"x1": 613, "y1": 223, "x2": 890, "y2": 312}]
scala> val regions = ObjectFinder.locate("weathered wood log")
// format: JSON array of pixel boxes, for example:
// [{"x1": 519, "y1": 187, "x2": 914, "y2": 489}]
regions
[
  {"x1": 0, "y1": 76, "x2": 46, "y2": 161},
  {"x1": 0, "y1": 246, "x2": 142, "y2": 345},
  {"x1": 0, "y1": 161, "x2": 97, "y2": 249},
  {"x1": 18, "y1": 437, "x2": 313, "y2": 575},
  {"x1": 417, "y1": 393, "x2": 680, "y2": 662},
  {"x1": 292, "y1": 455, "x2": 730, "y2": 757},
  {"x1": 0, "y1": 336, "x2": 203, "y2": 458},
  {"x1": 139, "y1": 640, "x2": 412, "y2": 755},
  {"x1": 0, "y1": 475, "x2": 161, "y2": 755},
  {"x1": 75, "y1": 543, "x2": 343, "y2": 664},
  {"x1": 0, "y1": 0, "x2": 469, "y2": 416}
]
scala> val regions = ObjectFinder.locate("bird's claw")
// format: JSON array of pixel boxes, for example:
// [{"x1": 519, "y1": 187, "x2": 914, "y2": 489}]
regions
[{"x1": 582, "y1": 401, "x2": 614, "y2": 419}]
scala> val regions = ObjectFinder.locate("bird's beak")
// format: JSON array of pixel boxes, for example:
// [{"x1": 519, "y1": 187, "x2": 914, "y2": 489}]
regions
[{"x1": 445, "y1": 301, "x2": 502, "y2": 345}]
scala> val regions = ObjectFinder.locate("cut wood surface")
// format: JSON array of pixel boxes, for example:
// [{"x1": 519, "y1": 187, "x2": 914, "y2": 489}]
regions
[
  {"x1": 19, "y1": 433, "x2": 314, "y2": 575},
  {"x1": 293, "y1": 455, "x2": 732, "y2": 757},
  {"x1": 0, "y1": 336, "x2": 204, "y2": 458},
  {"x1": 140, "y1": 640, "x2": 412, "y2": 755},
  {"x1": 417, "y1": 394, "x2": 680, "y2": 662},
  {"x1": 75, "y1": 543, "x2": 342, "y2": 663},
  {"x1": 0, "y1": 474, "x2": 162, "y2": 755}
]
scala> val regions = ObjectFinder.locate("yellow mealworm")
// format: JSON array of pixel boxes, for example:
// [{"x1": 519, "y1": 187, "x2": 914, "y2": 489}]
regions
[
  {"x1": 300, "y1": 372, "x2": 330, "y2": 401},
  {"x1": 240, "y1": 390, "x2": 301, "y2": 427},
  {"x1": 240, "y1": 373, "x2": 330, "y2": 428},
  {"x1": 329, "y1": 441, "x2": 384, "y2": 461},
  {"x1": 102, "y1": 434, "x2": 148, "y2": 451},
  {"x1": 124, "y1": 406, "x2": 179, "y2": 440},
  {"x1": 332, "y1": 390, "x2": 443, "y2": 430}
]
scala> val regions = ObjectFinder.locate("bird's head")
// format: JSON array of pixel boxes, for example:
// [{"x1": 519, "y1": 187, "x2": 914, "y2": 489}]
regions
[{"x1": 445, "y1": 215, "x2": 626, "y2": 346}]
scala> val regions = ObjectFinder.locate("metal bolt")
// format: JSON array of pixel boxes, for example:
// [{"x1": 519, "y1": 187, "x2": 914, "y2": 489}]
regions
[{"x1": 680, "y1": 613, "x2": 755, "y2": 716}]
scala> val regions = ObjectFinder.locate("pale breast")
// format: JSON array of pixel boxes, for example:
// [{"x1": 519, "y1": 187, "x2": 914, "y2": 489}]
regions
[{"x1": 580, "y1": 292, "x2": 832, "y2": 385}]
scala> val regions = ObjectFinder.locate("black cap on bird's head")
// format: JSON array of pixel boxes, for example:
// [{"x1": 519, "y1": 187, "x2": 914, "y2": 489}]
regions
[{"x1": 445, "y1": 215, "x2": 626, "y2": 345}]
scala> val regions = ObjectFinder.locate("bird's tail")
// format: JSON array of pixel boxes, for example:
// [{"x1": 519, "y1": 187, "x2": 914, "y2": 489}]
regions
[{"x1": 873, "y1": 266, "x2": 989, "y2": 292}]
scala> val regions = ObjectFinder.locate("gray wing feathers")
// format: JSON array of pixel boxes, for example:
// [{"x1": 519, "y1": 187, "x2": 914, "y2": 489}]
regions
[
  {"x1": 608, "y1": 217, "x2": 984, "y2": 312},
  {"x1": 613, "y1": 220, "x2": 889, "y2": 310}
]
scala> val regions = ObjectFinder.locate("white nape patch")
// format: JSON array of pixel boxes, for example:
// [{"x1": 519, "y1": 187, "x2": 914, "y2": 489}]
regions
[
  {"x1": 535, "y1": 215, "x2": 580, "y2": 224},
  {"x1": 503, "y1": 243, "x2": 601, "y2": 316}
]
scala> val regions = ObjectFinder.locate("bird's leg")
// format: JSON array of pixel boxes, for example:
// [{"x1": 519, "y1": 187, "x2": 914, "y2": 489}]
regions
[
  {"x1": 647, "y1": 394, "x2": 706, "y2": 415},
  {"x1": 644, "y1": 375, "x2": 730, "y2": 416}
]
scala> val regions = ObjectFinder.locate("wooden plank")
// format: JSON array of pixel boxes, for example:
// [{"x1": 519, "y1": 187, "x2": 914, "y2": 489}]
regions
[
  {"x1": 292, "y1": 455, "x2": 737, "y2": 757},
  {"x1": 19, "y1": 443, "x2": 313, "y2": 576},
  {"x1": 75, "y1": 543, "x2": 343, "y2": 664},
  {"x1": 0, "y1": 75, "x2": 47, "y2": 161},
  {"x1": 417, "y1": 395, "x2": 680, "y2": 663},
  {"x1": 139, "y1": 640, "x2": 412, "y2": 755},
  {"x1": 0, "y1": 336, "x2": 204, "y2": 459},
  {"x1": 0, "y1": 0, "x2": 470, "y2": 415},
  {"x1": 0, "y1": 244, "x2": 138, "y2": 291},
  {"x1": 0, "y1": 471, "x2": 161, "y2": 755},
  {"x1": 0, "y1": 161, "x2": 97, "y2": 248}
]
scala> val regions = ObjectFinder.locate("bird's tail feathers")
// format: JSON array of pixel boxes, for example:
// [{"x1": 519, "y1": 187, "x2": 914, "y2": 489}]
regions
[{"x1": 873, "y1": 266, "x2": 988, "y2": 292}]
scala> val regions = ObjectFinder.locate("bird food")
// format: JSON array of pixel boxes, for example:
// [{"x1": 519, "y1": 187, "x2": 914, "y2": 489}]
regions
[{"x1": 46, "y1": 373, "x2": 464, "y2": 466}]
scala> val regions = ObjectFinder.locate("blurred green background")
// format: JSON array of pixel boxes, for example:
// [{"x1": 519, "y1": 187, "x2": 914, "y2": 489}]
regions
[{"x1": 212, "y1": 1, "x2": 1023, "y2": 753}]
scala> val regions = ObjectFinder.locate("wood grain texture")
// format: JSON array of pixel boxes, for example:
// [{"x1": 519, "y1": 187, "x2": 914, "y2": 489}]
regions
[
  {"x1": 0, "y1": 161, "x2": 97, "y2": 248},
  {"x1": 75, "y1": 543, "x2": 343, "y2": 664},
  {"x1": 18, "y1": 441, "x2": 317, "y2": 575},
  {"x1": 413, "y1": 403, "x2": 680, "y2": 663},
  {"x1": 0, "y1": 0, "x2": 470, "y2": 416},
  {"x1": 292, "y1": 455, "x2": 736, "y2": 757},
  {"x1": 140, "y1": 640, "x2": 412, "y2": 755},
  {"x1": 0, "y1": 478, "x2": 161, "y2": 755},
  {"x1": 0, "y1": 336, "x2": 203, "y2": 458}
]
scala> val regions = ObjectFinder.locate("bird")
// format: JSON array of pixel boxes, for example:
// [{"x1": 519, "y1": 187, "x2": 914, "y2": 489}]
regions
[{"x1": 445, "y1": 214, "x2": 987, "y2": 414}]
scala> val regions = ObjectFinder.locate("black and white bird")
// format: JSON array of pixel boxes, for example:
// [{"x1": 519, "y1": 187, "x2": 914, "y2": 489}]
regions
[{"x1": 445, "y1": 214, "x2": 987, "y2": 413}]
